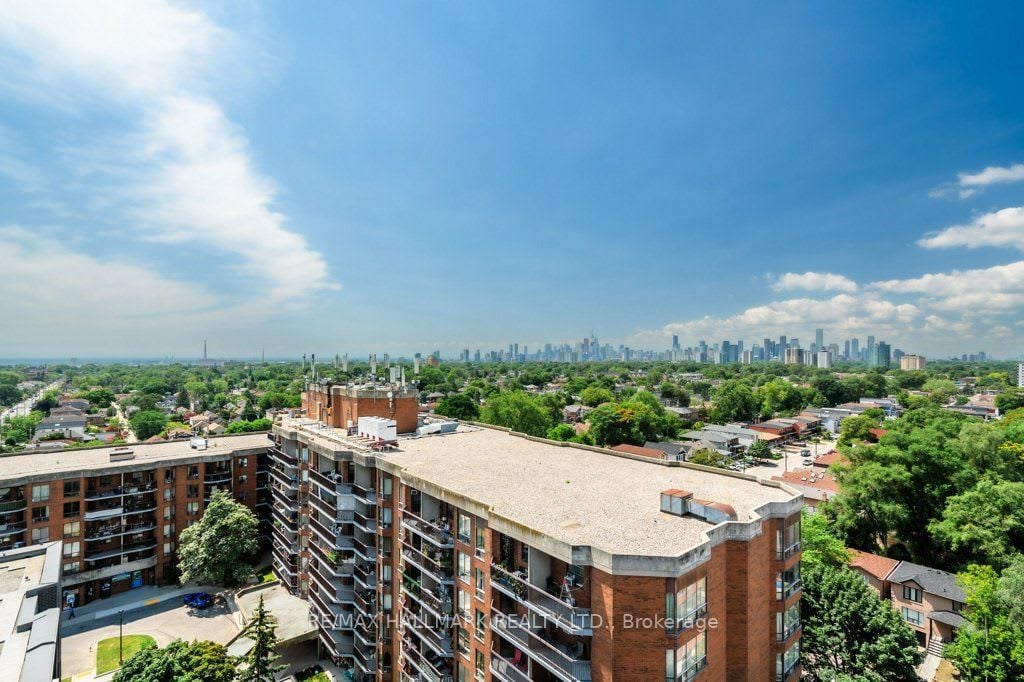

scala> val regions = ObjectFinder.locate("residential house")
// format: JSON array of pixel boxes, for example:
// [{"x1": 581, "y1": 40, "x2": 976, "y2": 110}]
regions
[
  {"x1": 849, "y1": 552, "x2": 966, "y2": 656},
  {"x1": 770, "y1": 468, "x2": 839, "y2": 509},
  {"x1": 610, "y1": 444, "x2": 672, "y2": 460},
  {"x1": 34, "y1": 413, "x2": 87, "y2": 441},
  {"x1": 747, "y1": 419, "x2": 800, "y2": 442}
]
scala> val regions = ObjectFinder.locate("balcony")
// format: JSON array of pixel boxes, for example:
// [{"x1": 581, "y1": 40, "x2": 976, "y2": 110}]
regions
[
  {"x1": 204, "y1": 470, "x2": 232, "y2": 484},
  {"x1": 0, "y1": 522, "x2": 27, "y2": 538},
  {"x1": 402, "y1": 642, "x2": 453, "y2": 682},
  {"x1": 401, "y1": 544, "x2": 453, "y2": 584},
  {"x1": 310, "y1": 514, "x2": 355, "y2": 551},
  {"x1": 401, "y1": 512, "x2": 454, "y2": 549},
  {"x1": 353, "y1": 509, "x2": 377, "y2": 533},
  {"x1": 271, "y1": 444, "x2": 299, "y2": 466},
  {"x1": 354, "y1": 634, "x2": 378, "y2": 674},
  {"x1": 352, "y1": 534, "x2": 377, "y2": 562},
  {"x1": 777, "y1": 620, "x2": 801, "y2": 642},
  {"x1": 401, "y1": 575, "x2": 453, "y2": 621},
  {"x1": 309, "y1": 492, "x2": 353, "y2": 523},
  {"x1": 318, "y1": 629, "x2": 354, "y2": 658},
  {"x1": 85, "y1": 542, "x2": 158, "y2": 563},
  {"x1": 309, "y1": 540, "x2": 356, "y2": 576},
  {"x1": 0, "y1": 499, "x2": 26, "y2": 515},
  {"x1": 84, "y1": 506, "x2": 123, "y2": 521},
  {"x1": 123, "y1": 502, "x2": 158, "y2": 515},
  {"x1": 776, "y1": 541, "x2": 801, "y2": 562},
  {"x1": 491, "y1": 650, "x2": 532, "y2": 682},
  {"x1": 354, "y1": 587, "x2": 376, "y2": 617},
  {"x1": 351, "y1": 483, "x2": 377, "y2": 505},
  {"x1": 491, "y1": 564, "x2": 592, "y2": 635},
  {"x1": 491, "y1": 610, "x2": 592, "y2": 682},
  {"x1": 404, "y1": 610, "x2": 453, "y2": 658},
  {"x1": 86, "y1": 521, "x2": 156, "y2": 541},
  {"x1": 353, "y1": 560, "x2": 376, "y2": 589},
  {"x1": 310, "y1": 468, "x2": 351, "y2": 494}
]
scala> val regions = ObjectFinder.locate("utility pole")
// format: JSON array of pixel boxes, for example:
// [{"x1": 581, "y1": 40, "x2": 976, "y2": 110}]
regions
[{"x1": 118, "y1": 609, "x2": 124, "y2": 663}]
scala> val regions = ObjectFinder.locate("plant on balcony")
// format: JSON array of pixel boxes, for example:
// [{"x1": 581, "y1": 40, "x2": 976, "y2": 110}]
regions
[
  {"x1": 326, "y1": 550, "x2": 342, "y2": 565},
  {"x1": 177, "y1": 489, "x2": 259, "y2": 587}
]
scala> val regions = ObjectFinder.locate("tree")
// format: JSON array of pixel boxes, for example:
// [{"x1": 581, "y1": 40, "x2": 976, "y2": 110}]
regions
[
  {"x1": 237, "y1": 596, "x2": 285, "y2": 682},
  {"x1": 708, "y1": 381, "x2": 758, "y2": 424},
  {"x1": 837, "y1": 414, "x2": 879, "y2": 447},
  {"x1": 996, "y1": 389, "x2": 1024, "y2": 413},
  {"x1": 585, "y1": 392, "x2": 680, "y2": 447},
  {"x1": 178, "y1": 489, "x2": 259, "y2": 586},
  {"x1": 113, "y1": 640, "x2": 236, "y2": 682},
  {"x1": 224, "y1": 418, "x2": 272, "y2": 434},
  {"x1": 546, "y1": 423, "x2": 577, "y2": 441},
  {"x1": 82, "y1": 388, "x2": 116, "y2": 408},
  {"x1": 946, "y1": 564, "x2": 1024, "y2": 681},
  {"x1": 436, "y1": 393, "x2": 480, "y2": 421},
  {"x1": 801, "y1": 563, "x2": 922, "y2": 681},
  {"x1": 746, "y1": 439, "x2": 773, "y2": 460},
  {"x1": 130, "y1": 410, "x2": 169, "y2": 440},
  {"x1": 996, "y1": 555, "x2": 1024, "y2": 629},
  {"x1": 480, "y1": 391, "x2": 553, "y2": 437},
  {"x1": 800, "y1": 507, "x2": 849, "y2": 570},
  {"x1": 579, "y1": 386, "x2": 614, "y2": 407},
  {"x1": 756, "y1": 378, "x2": 806, "y2": 418},
  {"x1": 688, "y1": 449, "x2": 725, "y2": 468},
  {"x1": 929, "y1": 479, "x2": 1024, "y2": 569}
]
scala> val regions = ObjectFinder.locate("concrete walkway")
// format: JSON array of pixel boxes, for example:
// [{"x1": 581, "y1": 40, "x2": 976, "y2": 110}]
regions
[{"x1": 63, "y1": 583, "x2": 225, "y2": 626}]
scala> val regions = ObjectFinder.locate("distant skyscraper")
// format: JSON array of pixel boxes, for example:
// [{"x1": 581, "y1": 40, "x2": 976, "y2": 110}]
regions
[
  {"x1": 1018, "y1": 363, "x2": 1024, "y2": 388},
  {"x1": 815, "y1": 328, "x2": 824, "y2": 352},
  {"x1": 672, "y1": 334, "x2": 680, "y2": 351},
  {"x1": 866, "y1": 335, "x2": 876, "y2": 363},
  {"x1": 870, "y1": 341, "x2": 891, "y2": 368},
  {"x1": 851, "y1": 337, "x2": 860, "y2": 361}
]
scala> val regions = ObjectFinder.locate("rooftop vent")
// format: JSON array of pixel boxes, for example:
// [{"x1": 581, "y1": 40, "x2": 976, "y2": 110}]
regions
[
  {"x1": 660, "y1": 489, "x2": 737, "y2": 523},
  {"x1": 109, "y1": 448, "x2": 135, "y2": 462}
]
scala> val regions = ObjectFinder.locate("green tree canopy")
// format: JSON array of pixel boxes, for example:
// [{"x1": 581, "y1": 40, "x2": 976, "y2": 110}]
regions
[
  {"x1": 801, "y1": 563, "x2": 922, "y2": 681},
  {"x1": 585, "y1": 392, "x2": 680, "y2": 447},
  {"x1": 113, "y1": 640, "x2": 236, "y2": 682},
  {"x1": 237, "y1": 596, "x2": 285, "y2": 682},
  {"x1": 480, "y1": 391, "x2": 553, "y2": 437},
  {"x1": 708, "y1": 380, "x2": 759, "y2": 423},
  {"x1": 929, "y1": 479, "x2": 1024, "y2": 569},
  {"x1": 130, "y1": 410, "x2": 169, "y2": 440},
  {"x1": 436, "y1": 392, "x2": 480, "y2": 421},
  {"x1": 178, "y1": 489, "x2": 259, "y2": 586},
  {"x1": 579, "y1": 386, "x2": 614, "y2": 407},
  {"x1": 946, "y1": 564, "x2": 1024, "y2": 681}
]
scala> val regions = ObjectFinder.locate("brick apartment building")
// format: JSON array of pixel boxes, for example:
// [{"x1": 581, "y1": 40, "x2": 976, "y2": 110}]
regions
[
  {"x1": 271, "y1": 386, "x2": 804, "y2": 682},
  {"x1": 0, "y1": 434, "x2": 272, "y2": 608}
]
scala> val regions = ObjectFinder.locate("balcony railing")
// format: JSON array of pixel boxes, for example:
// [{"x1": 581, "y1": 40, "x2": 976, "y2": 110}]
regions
[
  {"x1": 309, "y1": 492, "x2": 353, "y2": 523},
  {"x1": 83, "y1": 506, "x2": 123, "y2": 521},
  {"x1": 310, "y1": 515, "x2": 355, "y2": 551},
  {"x1": 352, "y1": 534, "x2": 377, "y2": 562},
  {"x1": 85, "y1": 543, "x2": 158, "y2": 563},
  {"x1": 776, "y1": 541, "x2": 801, "y2": 561},
  {"x1": 491, "y1": 564, "x2": 592, "y2": 635},
  {"x1": 490, "y1": 610, "x2": 592, "y2": 682},
  {"x1": 490, "y1": 650, "x2": 532, "y2": 682},
  {"x1": 402, "y1": 642, "x2": 453, "y2": 682},
  {"x1": 777, "y1": 578, "x2": 802, "y2": 601},
  {"x1": 401, "y1": 575, "x2": 453, "y2": 620},
  {"x1": 402, "y1": 545, "x2": 453, "y2": 583},
  {"x1": 404, "y1": 610, "x2": 453, "y2": 657},
  {"x1": 401, "y1": 512, "x2": 454, "y2": 549},
  {"x1": 351, "y1": 483, "x2": 377, "y2": 505},
  {"x1": 0, "y1": 523, "x2": 27, "y2": 537},
  {"x1": 86, "y1": 521, "x2": 156, "y2": 541},
  {"x1": 353, "y1": 509, "x2": 378, "y2": 533},
  {"x1": 310, "y1": 468, "x2": 352, "y2": 494},
  {"x1": 777, "y1": 620, "x2": 801, "y2": 642}
]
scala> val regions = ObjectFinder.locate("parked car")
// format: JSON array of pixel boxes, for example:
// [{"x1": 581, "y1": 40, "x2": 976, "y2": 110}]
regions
[{"x1": 183, "y1": 592, "x2": 215, "y2": 609}]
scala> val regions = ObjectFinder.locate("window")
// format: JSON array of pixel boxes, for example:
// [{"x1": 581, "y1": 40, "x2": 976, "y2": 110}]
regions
[
  {"x1": 63, "y1": 561, "x2": 80, "y2": 574},
  {"x1": 300, "y1": 447, "x2": 309, "y2": 462},
  {"x1": 458, "y1": 589, "x2": 470, "y2": 618},
  {"x1": 31, "y1": 484, "x2": 49, "y2": 502},
  {"x1": 671, "y1": 631, "x2": 707, "y2": 681},
  {"x1": 187, "y1": 485, "x2": 199, "y2": 499},
  {"x1": 457, "y1": 626, "x2": 470, "y2": 657},
  {"x1": 164, "y1": 507, "x2": 174, "y2": 520},
  {"x1": 776, "y1": 602, "x2": 800, "y2": 641},
  {"x1": 31, "y1": 527, "x2": 49, "y2": 544},
  {"x1": 458, "y1": 513, "x2": 471, "y2": 544},
  {"x1": 63, "y1": 521, "x2": 79, "y2": 538},
  {"x1": 382, "y1": 593, "x2": 392, "y2": 611},
  {"x1": 776, "y1": 565, "x2": 801, "y2": 600},
  {"x1": 474, "y1": 651, "x2": 485, "y2": 681},
  {"x1": 475, "y1": 525, "x2": 486, "y2": 556},
  {"x1": 237, "y1": 457, "x2": 248, "y2": 468},
  {"x1": 380, "y1": 476, "x2": 393, "y2": 499},
  {"x1": 164, "y1": 488, "x2": 174, "y2": 501},
  {"x1": 668, "y1": 577, "x2": 707, "y2": 632},
  {"x1": 237, "y1": 475, "x2": 248, "y2": 485},
  {"x1": 63, "y1": 501, "x2": 80, "y2": 518},
  {"x1": 186, "y1": 502, "x2": 200, "y2": 515},
  {"x1": 163, "y1": 524, "x2": 174, "y2": 538},
  {"x1": 164, "y1": 542, "x2": 175, "y2": 554},
  {"x1": 775, "y1": 641, "x2": 800, "y2": 681},
  {"x1": 99, "y1": 475, "x2": 113, "y2": 487},
  {"x1": 568, "y1": 564, "x2": 584, "y2": 585},
  {"x1": 32, "y1": 506, "x2": 49, "y2": 523},
  {"x1": 520, "y1": 542, "x2": 529, "y2": 563},
  {"x1": 381, "y1": 507, "x2": 393, "y2": 529},
  {"x1": 474, "y1": 568, "x2": 485, "y2": 600},
  {"x1": 903, "y1": 586, "x2": 923, "y2": 603},
  {"x1": 63, "y1": 480, "x2": 80, "y2": 497},
  {"x1": 458, "y1": 551, "x2": 471, "y2": 583},
  {"x1": 188, "y1": 466, "x2": 199, "y2": 479},
  {"x1": 475, "y1": 609, "x2": 486, "y2": 640},
  {"x1": 902, "y1": 607, "x2": 924, "y2": 626},
  {"x1": 776, "y1": 520, "x2": 801, "y2": 560},
  {"x1": 63, "y1": 542, "x2": 80, "y2": 559}
]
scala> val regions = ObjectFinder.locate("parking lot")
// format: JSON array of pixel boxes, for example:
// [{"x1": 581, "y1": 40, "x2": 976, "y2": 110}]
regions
[
  {"x1": 62, "y1": 596, "x2": 239, "y2": 679},
  {"x1": 741, "y1": 436, "x2": 837, "y2": 477}
]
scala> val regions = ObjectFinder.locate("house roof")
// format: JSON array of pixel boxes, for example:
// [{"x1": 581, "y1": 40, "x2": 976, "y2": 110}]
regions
[
  {"x1": 611, "y1": 444, "x2": 667, "y2": 460},
  {"x1": 812, "y1": 451, "x2": 846, "y2": 468},
  {"x1": 887, "y1": 560, "x2": 966, "y2": 602},
  {"x1": 928, "y1": 610, "x2": 965, "y2": 628},
  {"x1": 848, "y1": 549, "x2": 900, "y2": 581}
]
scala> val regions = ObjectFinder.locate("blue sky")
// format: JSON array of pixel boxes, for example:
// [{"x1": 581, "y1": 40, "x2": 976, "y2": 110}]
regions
[{"x1": 1, "y1": 1, "x2": 1023, "y2": 359}]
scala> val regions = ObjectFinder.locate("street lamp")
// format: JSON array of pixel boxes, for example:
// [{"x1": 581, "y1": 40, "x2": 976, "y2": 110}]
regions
[{"x1": 118, "y1": 610, "x2": 124, "y2": 664}]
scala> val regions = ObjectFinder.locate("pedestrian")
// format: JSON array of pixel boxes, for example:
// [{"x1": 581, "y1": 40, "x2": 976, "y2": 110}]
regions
[{"x1": 69, "y1": 606, "x2": 75, "y2": 619}]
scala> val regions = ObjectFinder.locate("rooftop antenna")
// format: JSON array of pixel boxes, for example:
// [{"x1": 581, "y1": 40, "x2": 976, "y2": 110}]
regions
[
  {"x1": 343, "y1": 353, "x2": 349, "y2": 372},
  {"x1": 302, "y1": 353, "x2": 307, "y2": 372},
  {"x1": 311, "y1": 353, "x2": 317, "y2": 382},
  {"x1": 370, "y1": 353, "x2": 377, "y2": 378},
  {"x1": 203, "y1": 339, "x2": 207, "y2": 361},
  {"x1": 384, "y1": 353, "x2": 390, "y2": 370},
  {"x1": 400, "y1": 367, "x2": 407, "y2": 386}
]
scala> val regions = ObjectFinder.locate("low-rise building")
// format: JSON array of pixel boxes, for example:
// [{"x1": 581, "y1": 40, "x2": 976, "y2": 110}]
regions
[{"x1": 0, "y1": 541, "x2": 63, "y2": 681}]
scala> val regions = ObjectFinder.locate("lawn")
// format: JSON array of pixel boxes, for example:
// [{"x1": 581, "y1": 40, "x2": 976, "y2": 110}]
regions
[
  {"x1": 259, "y1": 566, "x2": 275, "y2": 583},
  {"x1": 297, "y1": 672, "x2": 330, "y2": 682},
  {"x1": 96, "y1": 634, "x2": 157, "y2": 674}
]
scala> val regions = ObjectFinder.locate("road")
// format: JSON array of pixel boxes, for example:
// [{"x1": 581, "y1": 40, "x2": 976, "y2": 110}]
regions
[
  {"x1": 0, "y1": 380, "x2": 62, "y2": 423},
  {"x1": 744, "y1": 435, "x2": 838, "y2": 478}
]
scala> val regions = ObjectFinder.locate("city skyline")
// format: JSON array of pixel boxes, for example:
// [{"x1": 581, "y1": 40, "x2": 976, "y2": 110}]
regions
[{"x1": 2, "y1": 3, "x2": 1024, "y2": 358}]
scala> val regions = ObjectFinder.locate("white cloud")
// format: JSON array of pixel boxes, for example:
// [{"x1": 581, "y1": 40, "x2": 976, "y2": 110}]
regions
[
  {"x1": 871, "y1": 260, "x2": 1024, "y2": 314},
  {"x1": 0, "y1": 1, "x2": 336, "y2": 303},
  {"x1": 930, "y1": 163, "x2": 1024, "y2": 199},
  {"x1": 771, "y1": 271, "x2": 858, "y2": 293},
  {"x1": 918, "y1": 206, "x2": 1024, "y2": 251}
]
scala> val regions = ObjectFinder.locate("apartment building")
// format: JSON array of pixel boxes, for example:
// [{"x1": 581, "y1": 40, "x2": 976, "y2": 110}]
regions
[
  {"x1": 271, "y1": 411, "x2": 804, "y2": 682},
  {"x1": 0, "y1": 541, "x2": 63, "y2": 681},
  {"x1": 0, "y1": 434, "x2": 272, "y2": 608}
]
